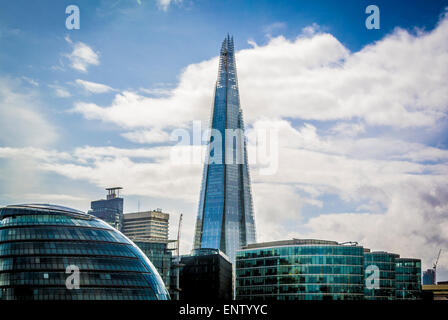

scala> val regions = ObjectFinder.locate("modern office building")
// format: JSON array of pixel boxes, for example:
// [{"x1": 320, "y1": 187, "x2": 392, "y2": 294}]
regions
[
  {"x1": 132, "y1": 239, "x2": 174, "y2": 291},
  {"x1": 422, "y1": 283, "x2": 448, "y2": 300},
  {"x1": 122, "y1": 210, "x2": 169, "y2": 241},
  {"x1": 89, "y1": 187, "x2": 123, "y2": 230},
  {"x1": 193, "y1": 35, "x2": 256, "y2": 262},
  {"x1": 0, "y1": 204, "x2": 169, "y2": 300},
  {"x1": 423, "y1": 268, "x2": 436, "y2": 285},
  {"x1": 395, "y1": 258, "x2": 422, "y2": 300},
  {"x1": 179, "y1": 248, "x2": 232, "y2": 300},
  {"x1": 235, "y1": 239, "x2": 364, "y2": 300},
  {"x1": 363, "y1": 250, "x2": 399, "y2": 300}
]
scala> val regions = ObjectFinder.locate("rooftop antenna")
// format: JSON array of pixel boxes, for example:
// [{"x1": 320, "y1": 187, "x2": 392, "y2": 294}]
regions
[
  {"x1": 106, "y1": 187, "x2": 123, "y2": 200},
  {"x1": 138, "y1": 200, "x2": 140, "y2": 213}
]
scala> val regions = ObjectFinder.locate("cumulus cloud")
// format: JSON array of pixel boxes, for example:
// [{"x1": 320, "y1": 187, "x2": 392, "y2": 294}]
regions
[
  {"x1": 0, "y1": 78, "x2": 58, "y2": 147},
  {"x1": 75, "y1": 79, "x2": 115, "y2": 94},
  {"x1": 303, "y1": 178, "x2": 448, "y2": 272},
  {"x1": 65, "y1": 37, "x2": 100, "y2": 72},
  {"x1": 72, "y1": 14, "x2": 448, "y2": 131},
  {"x1": 245, "y1": 118, "x2": 448, "y2": 273}
]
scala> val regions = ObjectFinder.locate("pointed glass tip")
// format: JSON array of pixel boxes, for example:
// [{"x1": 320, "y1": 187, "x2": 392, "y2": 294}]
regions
[{"x1": 221, "y1": 34, "x2": 234, "y2": 53}]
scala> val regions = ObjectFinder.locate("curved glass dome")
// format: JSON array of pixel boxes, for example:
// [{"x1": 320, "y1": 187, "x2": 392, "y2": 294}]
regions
[{"x1": 0, "y1": 204, "x2": 170, "y2": 300}]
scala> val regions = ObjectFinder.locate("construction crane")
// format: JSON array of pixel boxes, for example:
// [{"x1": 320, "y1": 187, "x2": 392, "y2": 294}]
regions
[
  {"x1": 173, "y1": 213, "x2": 183, "y2": 300},
  {"x1": 433, "y1": 249, "x2": 442, "y2": 284},
  {"x1": 177, "y1": 213, "x2": 183, "y2": 259}
]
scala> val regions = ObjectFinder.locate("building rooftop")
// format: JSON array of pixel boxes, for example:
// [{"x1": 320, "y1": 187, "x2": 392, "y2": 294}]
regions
[
  {"x1": 365, "y1": 251, "x2": 400, "y2": 257},
  {"x1": 124, "y1": 210, "x2": 169, "y2": 219},
  {"x1": 190, "y1": 248, "x2": 231, "y2": 263},
  {"x1": 131, "y1": 238, "x2": 176, "y2": 244},
  {"x1": 240, "y1": 238, "x2": 344, "y2": 250},
  {"x1": 396, "y1": 257, "x2": 421, "y2": 262},
  {"x1": 3, "y1": 203, "x2": 85, "y2": 214}
]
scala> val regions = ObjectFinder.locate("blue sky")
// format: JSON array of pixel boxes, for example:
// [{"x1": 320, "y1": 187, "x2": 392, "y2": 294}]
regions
[{"x1": 1, "y1": 0, "x2": 448, "y2": 278}]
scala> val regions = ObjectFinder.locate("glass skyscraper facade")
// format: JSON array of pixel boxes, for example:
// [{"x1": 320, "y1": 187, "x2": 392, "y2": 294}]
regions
[
  {"x1": 395, "y1": 258, "x2": 421, "y2": 300},
  {"x1": 422, "y1": 268, "x2": 436, "y2": 285},
  {"x1": 235, "y1": 239, "x2": 364, "y2": 300},
  {"x1": 193, "y1": 35, "x2": 256, "y2": 262},
  {"x1": 364, "y1": 250, "x2": 399, "y2": 300},
  {"x1": 0, "y1": 204, "x2": 169, "y2": 300}
]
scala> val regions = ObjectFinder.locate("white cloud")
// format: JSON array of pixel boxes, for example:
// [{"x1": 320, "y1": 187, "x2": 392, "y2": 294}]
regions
[
  {"x1": 122, "y1": 128, "x2": 171, "y2": 144},
  {"x1": 303, "y1": 177, "x2": 448, "y2": 271},
  {"x1": 157, "y1": 0, "x2": 182, "y2": 11},
  {"x1": 21, "y1": 193, "x2": 87, "y2": 202},
  {"x1": 65, "y1": 37, "x2": 100, "y2": 72},
  {"x1": 0, "y1": 78, "x2": 58, "y2": 147},
  {"x1": 263, "y1": 22, "x2": 286, "y2": 36},
  {"x1": 329, "y1": 122, "x2": 365, "y2": 137},
  {"x1": 48, "y1": 84, "x2": 71, "y2": 98},
  {"x1": 72, "y1": 13, "x2": 448, "y2": 130},
  {"x1": 75, "y1": 79, "x2": 115, "y2": 94},
  {"x1": 139, "y1": 87, "x2": 172, "y2": 96},
  {"x1": 21, "y1": 76, "x2": 39, "y2": 87}
]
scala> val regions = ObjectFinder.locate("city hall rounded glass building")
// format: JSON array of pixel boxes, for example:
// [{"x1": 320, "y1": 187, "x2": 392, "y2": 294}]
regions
[
  {"x1": 236, "y1": 239, "x2": 364, "y2": 300},
  {"x1": 0, "y1": 204, "x2": 170, "y2": 300}
]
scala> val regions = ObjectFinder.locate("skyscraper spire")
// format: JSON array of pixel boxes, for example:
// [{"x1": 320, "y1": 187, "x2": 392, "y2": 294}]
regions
[{"x1": 193, "y1": 36, "x2": 256, "y2": 262}]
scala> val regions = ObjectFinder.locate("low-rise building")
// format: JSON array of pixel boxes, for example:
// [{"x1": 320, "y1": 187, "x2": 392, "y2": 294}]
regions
[
  {"x1": 235, "y1": 239, "x2": 365, "y2": 300},
  {"x1": 422, "y1": 283, "x2": 448, "y2": 300}
]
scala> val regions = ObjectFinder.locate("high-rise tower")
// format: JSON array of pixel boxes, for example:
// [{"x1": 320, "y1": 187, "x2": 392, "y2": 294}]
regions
[{"x1": 193, "y1": 36, "x2": 256, "y2": 262}]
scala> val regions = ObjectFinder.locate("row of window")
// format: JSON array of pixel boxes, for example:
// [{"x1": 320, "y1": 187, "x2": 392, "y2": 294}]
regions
[
  {"x1": 396, "y1": 289, "x2": 421, "y2": 300},
  {"x1": 237, "y1": 265, "x2": 363, "y2": 277},
  {"x1": 236, "y1": 284, "x2": 365, "y2": 295},
  {"x1": 237, "y1": 275, "x2": 363, "y2": 286},
  {"x1": 364, "y1": 253, "x2": 398, "y2": 264},
  {"x1": 0, "y1": 271, "x2": 151, "y2": 287},
  {"x1": 237, "y1": 246, "x2": 364, "y2": 259},
  {"x1": 0, "y1": 256, "x2": 148, "y2": 273},
  {"x1": 0, "y1": 208, "x2": 84, "y2": 219},
  {"x1": 396, "y1": 275, "x2": 421, "y2": 282},
  {"x1": 0, "y1": 226, "x2": 128, "y2": 243},
  {"x1": 236, "y1": 256, "x2": 363, "y2": 268},
  {"x1": 0, "y1": 214, "x2": 107, "y2": 230},
  {"x1": 236, "y1": 293, "x2": 364, "y2": 301},
  {"x1": 0, "y1": 287, "x2": 163, "y2": 300},
  {"x1": 396, "y1": 261, "x2": 421, "y2": 268},
  {"x1": 0, "y1": 241, "x2": 135, "y2": 258},
  {"x1": 396, "y1": 283, "x2": 422, "y2": 290},
  {"x1": 364, "y1": 287, "x2": 396, "y2": 299}
]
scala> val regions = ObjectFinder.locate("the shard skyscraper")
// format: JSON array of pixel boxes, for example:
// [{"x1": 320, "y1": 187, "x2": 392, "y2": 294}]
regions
[{"x1": 193, "y1": 36, "x2": 256, "y2": 262}]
